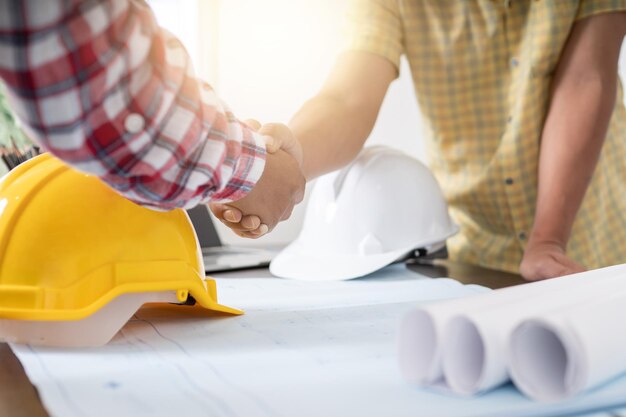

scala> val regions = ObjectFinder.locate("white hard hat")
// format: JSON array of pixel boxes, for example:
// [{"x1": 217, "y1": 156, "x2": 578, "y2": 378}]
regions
[{"x1": 270, "y1": 146, "x2": 458, "y2": 281}]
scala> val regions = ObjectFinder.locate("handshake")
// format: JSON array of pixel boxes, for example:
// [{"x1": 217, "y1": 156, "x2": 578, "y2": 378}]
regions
[{"x1": 210, "y1": 120, "x2": 306, "y2": 238}]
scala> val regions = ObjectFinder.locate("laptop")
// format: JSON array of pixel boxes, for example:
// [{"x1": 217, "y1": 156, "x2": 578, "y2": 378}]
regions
[{"x1": 187, "y1": 205, "x2": 281, "y2": 273}]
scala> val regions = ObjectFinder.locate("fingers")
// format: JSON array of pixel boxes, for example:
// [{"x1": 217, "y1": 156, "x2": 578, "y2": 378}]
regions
[
  {"x1": 281, "y1": 207, "x2": 294, "y2": 222},
  {"x1": 558, "y1": 256, "x2": 586, "y2": 275},
  {"x1": 536, "y1": 264, "x2": 569, "y2": 281},
  {"x1": 280, "y1": 182, "x2": 305, "y2": 222},
  {"x1": 244, "y1": 119, "x2": 262, "y2": 131},
  {"x1": 243, "y1": 119, "x2": 282, "y2": 156},
  {"x1": 539, "y1": 253, "x2": 586, "y2": 279},
  {"x1": 212, "y1": 148, "x2": 306, "y2": 240},
  {"x1": 235, "y1": 224, "x2": 269, "y2": 239},
  {"x1": 244, "y1": 120, "x2": 281, "y2": 157},
  {"x1": 223, "y1": 216, "x2": 263, "y2": 234},
  {"x1": 244, "y1": 121, "x2": 305, "y2": 168},
  {"x1": 209, "y1": 203, "x2": 241, "y2": 223},
  {"x1": 220, "y1": 217, "x2": 268, "y2": 238},
  {"x1": 520, "y1": 252, "x2": 586, "y2": 281},
  {"x1": 224, "y1": 209, "x2": 242, "y2": 223},
  {"x1": 521, "y1": 257, "x2": 564, "y2": 281},
  {"x1": 240, "y1": 215, "x2": 261, "y2": 230},
  {"x1": 247, "y1": 224, "x2": 270, "y2": 238},
  {"x1": 259, "y1": 123, "x2": 304, "y2": 166},
  {"x1": 209, "y1": 203, "x2": 263, "y2": 233},
  {"x1": 259, "y1": 123, "x2": 293, "y2": 152}
]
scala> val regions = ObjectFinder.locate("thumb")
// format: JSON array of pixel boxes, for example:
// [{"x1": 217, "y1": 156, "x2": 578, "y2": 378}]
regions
[
  {"x1": 259, "y1": 123, "x2": 303, "y2": 166},
  {"x1": 263, "y1": 134, "x2": 281, "y2": 154},
  {"x1": 244, "y1": 119, "x2": 262, "y2": 131}
]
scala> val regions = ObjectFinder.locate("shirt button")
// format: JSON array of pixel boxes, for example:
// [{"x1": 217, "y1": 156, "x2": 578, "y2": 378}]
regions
[
  {"x1": 124, "y1": 113, "x2": 145, "y2": 134},
  {"x1": 518, "y1": 231, "x2": 527, "y2": 240},
  {"x1": 510, "y1": 57, "x2": 519, "y2": 67},
  {"x1": 505, "y1": 178, "x2": 514, "y2": 185}
]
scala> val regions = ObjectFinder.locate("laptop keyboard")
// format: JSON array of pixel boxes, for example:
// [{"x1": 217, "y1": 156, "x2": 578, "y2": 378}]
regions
[{"x1": 202, "y1": 246, "x2": 266, "y2": 256}]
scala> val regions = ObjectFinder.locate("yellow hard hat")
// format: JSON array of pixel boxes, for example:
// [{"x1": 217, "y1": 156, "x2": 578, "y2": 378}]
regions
[{"x1": 0, "y1": 154, "x2": 241, "y2": 347}]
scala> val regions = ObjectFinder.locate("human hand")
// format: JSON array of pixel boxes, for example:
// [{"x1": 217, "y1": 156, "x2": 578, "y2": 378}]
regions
[
  {"x1": 210, "y1": 120, "x2": 304, "y2": 238},
  {"x1": 209, "y1": 202, "x2": 265, "y2": 237},
  {"x1": 249, "y1": 119, "x2": 303, "y2": 166},
  {"x1": 519, "y1": 240, "x2": 586, "y2": 281},
  {"x1": 211, "y1": 148, "x2": 305, "y2": 239},
  {"x1": 231, "y1": 149, "x2": 305, "y2": 238}
]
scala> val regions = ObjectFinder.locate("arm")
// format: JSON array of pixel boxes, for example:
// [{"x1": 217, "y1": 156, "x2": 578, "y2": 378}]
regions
[
  {"x1": 0, "y1": 0, "x2": 303, "y2": 216},
  {"x1": 290, "y1": 51, "x2": 397, "y2": 180},
  {"x1": 520, "y1": 12, "x2": 626, "y2": 280},
  {"x1": 211, "y1": 51, "x2": 396, "y2": 236}
]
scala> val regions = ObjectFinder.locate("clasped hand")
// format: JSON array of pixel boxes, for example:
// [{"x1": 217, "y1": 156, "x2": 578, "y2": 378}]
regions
[{"x1": 210, "y1": 120, "x2": 305, "y2": 238}]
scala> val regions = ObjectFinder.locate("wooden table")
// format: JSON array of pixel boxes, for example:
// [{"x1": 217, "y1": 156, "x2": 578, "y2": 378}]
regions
[{"x1": 0, "y1": 260, "x2": 526, "y2": 417}]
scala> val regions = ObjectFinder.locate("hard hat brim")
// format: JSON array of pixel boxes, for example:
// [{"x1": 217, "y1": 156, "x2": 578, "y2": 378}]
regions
[
  {"x1": 0, "y1": 292, "x2": 174, "y2": 347},
  {"x1": 0, "y1": 290, "x2": 240, "y2": 347},
  {"x1": 270, "y1": 223, "x2": 459, "y2": 281},
  {"x1": 270, "y1": 241, "x2": 418, "y2": 281}
]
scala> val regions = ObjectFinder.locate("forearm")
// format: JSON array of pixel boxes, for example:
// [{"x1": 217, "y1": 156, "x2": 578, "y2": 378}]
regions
[
  {"x1": 290, "y1": 94, "x2": 375, "y2": 180},
  {"x1": 530, "y1": 70, "x2": 616, "y2": 246},
  {"x1": 529, "y1": 14, "x2": 625, "y2": 249},
  {"x1": 289, "y1": 51, "x2": 396, "y2": 180},
  {"x1": 0, "y1": 0, "x2": 265, "y2": 209}
]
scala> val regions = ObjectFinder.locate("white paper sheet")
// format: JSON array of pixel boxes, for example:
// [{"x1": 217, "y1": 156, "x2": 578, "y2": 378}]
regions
[
  {"x1": 441, "y1": 267, "x2": 626, "y2": 396},
  {"x1": 12, "y1": 264, "x2": 626, "y2": 417},
  {"x1": 398, "y1": 264, "x2": 626, "y2": 391},
  {"x1": 398, "y1": 263, "x2": 626, "y2": 402},
  {"x1": 510, "y1": 288, "x2": 626, "y2": 402}
]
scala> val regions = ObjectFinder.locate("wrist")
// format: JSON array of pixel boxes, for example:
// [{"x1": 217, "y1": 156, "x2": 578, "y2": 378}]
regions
[
  {"x1": 525, "y1": 230, "x2": 568, "y2": 253},
  {"x1": 527, "y1": 215, "x2": 572, "y2": 250}
]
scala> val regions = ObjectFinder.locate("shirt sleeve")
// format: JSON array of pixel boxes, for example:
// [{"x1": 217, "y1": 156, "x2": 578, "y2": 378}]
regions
[
  {"x1": 576, "y1": 0, "x2": 626, "y2": 21},
  {"x1": 0, "y1": 0, "x2": 266, "y2": 210},
  {"x1": 342, "y1": 0, "x2": 404, "y2": 72}
]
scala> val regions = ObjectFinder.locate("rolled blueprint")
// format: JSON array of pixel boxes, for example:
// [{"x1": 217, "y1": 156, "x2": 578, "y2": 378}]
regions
[
  {"x1": 398, "y1": 305, "x2": 450, "y2": 385},
  {"x1": 398, "y1": 263, "x2": 626, "y2": 395},
  {"x1": 440, "y1": 270, "x2": 626, "y2": 395},
  {"x1": 509, "y1": 291, "x2": 626, "y2": 402}
]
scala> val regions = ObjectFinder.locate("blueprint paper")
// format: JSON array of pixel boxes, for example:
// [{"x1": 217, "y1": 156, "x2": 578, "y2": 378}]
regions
[
  {"x1": 9, "y1": 264, "x2": 626, "y2": 417},
  {"x1": 215, "y1": 264, "x2": 485, "y2": 312}
]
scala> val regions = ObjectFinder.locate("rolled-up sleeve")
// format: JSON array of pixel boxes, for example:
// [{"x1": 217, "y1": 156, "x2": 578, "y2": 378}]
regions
[
  {"x1": 0, "y1": 0, "x2": 265, "y2": 209},
  {"x1": 575, "y1": 0, "x2": 626, "y2": 21},
  {"x1": 342, "y1": 0, "x2": 404, "y2": 71}
]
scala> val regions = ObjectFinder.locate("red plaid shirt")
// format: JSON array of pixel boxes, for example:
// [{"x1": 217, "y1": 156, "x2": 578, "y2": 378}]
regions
[{"x1": 0, "y1": 0, "x2": 266, "y2": 209}]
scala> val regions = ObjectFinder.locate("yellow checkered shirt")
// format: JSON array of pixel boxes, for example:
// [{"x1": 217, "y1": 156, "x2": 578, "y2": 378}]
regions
[{"x1": 345, "y1": 0, "x2": 626, "y2": 273}]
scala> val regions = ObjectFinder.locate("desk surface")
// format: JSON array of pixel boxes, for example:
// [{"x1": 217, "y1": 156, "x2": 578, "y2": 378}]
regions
[{"x1": 0, "y1": 260, "x2": 525, "y2": 417}]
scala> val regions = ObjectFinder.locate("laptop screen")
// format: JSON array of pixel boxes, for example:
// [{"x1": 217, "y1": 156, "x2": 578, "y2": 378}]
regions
[{"x1": 186, "y1": 206, "x2": 222, "y2": 249}]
